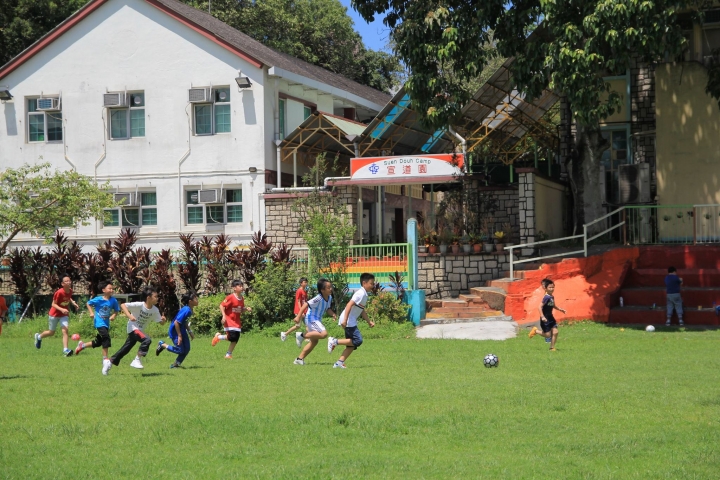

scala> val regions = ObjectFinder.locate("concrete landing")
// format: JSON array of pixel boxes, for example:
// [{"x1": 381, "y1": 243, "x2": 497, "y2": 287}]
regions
[{"x1": 416, "y1": 321, "x2": 518, "y2": 341}]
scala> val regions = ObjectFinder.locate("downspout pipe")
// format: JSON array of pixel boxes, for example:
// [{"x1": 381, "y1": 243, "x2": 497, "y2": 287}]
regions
[
  {"x1": 94, "y1": 107, "x2": 107, "y2": 236},
  {"x1": 274, "y1": 78, "x2": 282, "y2": 189},
  {"x1": 448, "y1": 125, "x2": 467, "y2": 173},
  {"x1": 178, "y1": 103, "x2": 192, "y2": 231}
]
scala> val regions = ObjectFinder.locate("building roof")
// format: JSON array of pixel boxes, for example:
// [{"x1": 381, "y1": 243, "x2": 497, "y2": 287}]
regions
[{"x1": 0, "y1": 0, "x2": 392, "y2": 109}]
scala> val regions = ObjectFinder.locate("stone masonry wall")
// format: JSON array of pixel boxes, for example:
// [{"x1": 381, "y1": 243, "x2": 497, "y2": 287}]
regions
[
  {"x1": 518, "y1": 170, "x2": 537, "y2": 256},
  {"x1": 417, "y1": 252, "x2": 510, "y2": 299}
]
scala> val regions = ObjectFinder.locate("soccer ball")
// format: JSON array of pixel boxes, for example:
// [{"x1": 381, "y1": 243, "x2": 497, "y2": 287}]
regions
[
  {"x1": 71, "y1": 333, "x2": 81, "y2": 341},
  {"x1": 645, "y1": 325, "x2": 655, "y2": 332},
  {"x1": 483, "y1": 353, "x2": 499, "y2": 368}
]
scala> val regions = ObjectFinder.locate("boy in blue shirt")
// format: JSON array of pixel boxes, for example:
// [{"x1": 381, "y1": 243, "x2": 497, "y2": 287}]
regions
[
  {"x1": 665, "y1": 266, "x2": 684, "y2": 326},
  {"x1": 75, "y1": 280, "x2": 120, "y2": 375},
  {"x1": 156, "y1": 292, "x2": 198, "y2": 368}
]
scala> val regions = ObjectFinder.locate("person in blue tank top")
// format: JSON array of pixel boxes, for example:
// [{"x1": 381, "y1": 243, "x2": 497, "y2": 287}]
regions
[{"x1": 156, "y1": 292, "x2": 198, "y2": 368}]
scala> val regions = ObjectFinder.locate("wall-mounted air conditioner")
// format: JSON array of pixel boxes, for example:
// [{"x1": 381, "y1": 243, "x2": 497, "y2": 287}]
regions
[
  {"x1": 189, "y1": 88, "x2": 211, "y2": 103},
  {"x1": 104, "y1": 93, "x2": 127, "y2": 107},
  {"x1": 618, "y1": 163, "x2": 651, "y2": 204},
  {"x1": 114, "y1": 192, "x2": 139, "y2": 207},
  {"x1": 36, "y1": 98, "x2": 60, "y2": 111},
  {"x1": 197, "y1": 189, "x2": 220, "y2": 203}
]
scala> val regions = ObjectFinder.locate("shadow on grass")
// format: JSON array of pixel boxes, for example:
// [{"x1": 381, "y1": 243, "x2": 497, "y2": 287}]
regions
[
  {"x1": 140, "y1": 372, "x2": 169, "y2": 377},
  {"x1": 184, "y1": 365, "x2": 212, "y2": 369},
  {"x1": 0, "y1": 375, "x2": 27, "y2": 380}
]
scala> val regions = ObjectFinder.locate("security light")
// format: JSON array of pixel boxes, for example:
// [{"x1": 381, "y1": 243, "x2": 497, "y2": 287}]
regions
[
  {"x1": 235, "y1": 75, "x2": 252, "y2": 89},
  {"x1": 0, "y1": 89, "x2": 13, "y2": 101}
]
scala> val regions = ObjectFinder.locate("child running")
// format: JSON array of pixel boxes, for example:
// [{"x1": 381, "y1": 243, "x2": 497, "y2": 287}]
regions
[
  {"x1": 211, "y1": 279, "x2": 251, "y2": 359},
  {"x1": 75, "y1": 280, "x2": 120, "y2": 375},
  {"x1": 328, "y1": 273, "x2": 375, "y2": 369},
  {"x1": 109, "y1": 286, "x2": 166, "y2": 370},
  {"x1": 281, "y1": 277, "x2": 308, "y2": 345},
  {"x1": 35, "y1": 275, "x2": 79, "y2": 356},
  {"x1": 156, "y1": 292, "x2": 198, "y2": 368},
  {"x1": 292, "y1": 278, "x2": 337, "y2": 365},
  {"x1": 528, "y1": 278, "x2": 566, "y2": 351}
]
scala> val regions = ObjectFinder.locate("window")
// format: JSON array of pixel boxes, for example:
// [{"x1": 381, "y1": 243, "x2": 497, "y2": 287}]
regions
[
  {"x1": 27, "y1": 98, "x2": 62, "y2": 143},
  {"x1": 303, "y1": 105, "x2": 312, "y2": 120},
  {"x1": 194, "y1": 87, "x2": 231, "y2": 135},
  {"x1": 279, "y1": 98, "x2": 286, "y2": 138},
  {"x1": 601, "y1": 129, "x2": 630, "y2": 203},
  {"x1": 103, "y1": 191, "x2": 157, "y2": 227},
  {"x1": 110, "y1": 92, "x2": 145, "y2": 139},
  {"x1": 186, "y1": 188, "x2": 243, "y2": 225}
]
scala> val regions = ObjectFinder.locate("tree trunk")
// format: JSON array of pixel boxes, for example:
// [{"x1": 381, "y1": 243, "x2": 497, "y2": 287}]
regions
[{"x1": 565, "y1": 122, "x2": 608, "y2": 236}]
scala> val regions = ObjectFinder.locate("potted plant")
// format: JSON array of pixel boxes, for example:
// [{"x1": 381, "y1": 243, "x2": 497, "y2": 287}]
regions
[
  {"x1": 461, "y1": 233, "x2": 472, "y2": 254},
  {"x1": 502, "y1": 222, "x2": 514, "y2": 247},
  {"x1": 494, "y1": 230, "x2": 506, "y2": 252},
  {"x1": 469, "y1": 233, "x2": 482, "y2": 253},
  {"x1": 438, "y1": 230, "x2": 452, "y2": 254},
  {"x1": 451, "y1": 234, "x2": 461, "y2": 254},
  {"x1": 426, "y1": 231, "x2": 439, "y2": 254}
]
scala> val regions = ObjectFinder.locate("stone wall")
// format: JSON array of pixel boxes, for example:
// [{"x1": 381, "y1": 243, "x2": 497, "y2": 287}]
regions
[
  {"x1": 629, "y1": 58, "x2": 656, "y2": 191},
  {"x1": 417, "y1": 252, "x2": 510, "y2": 298},
  {"x1": 517, "y1": 169, "x2": 537, "y2": 256}
]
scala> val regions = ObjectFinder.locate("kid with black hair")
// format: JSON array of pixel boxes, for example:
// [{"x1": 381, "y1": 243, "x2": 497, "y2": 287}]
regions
[
  {"x1": 328, "y1": 273, "x2": 376, "y2": 369},
  {"x1": 109, "y1": 286, "x2": 165, "y2": 370},
  {"x1": 211, "y1": 279, "x2": 251, "y2": 359},
  {"x1": 75, "y1": 280, "x2": 120, "y2": 375},
  {"x1": 528, "y1": 278, "x2": 566, "y2": 351},
  {"x1": 156, "y1": 291, "x2": 198, "y2": 368},
  {"x1": 292, "y1": 278, "x2": 337, "y2": 365}
]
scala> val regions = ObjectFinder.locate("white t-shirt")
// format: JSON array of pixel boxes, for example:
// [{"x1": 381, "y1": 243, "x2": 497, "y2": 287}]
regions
[
  {"x1": 338, "y1": 288, "x2": 368, "y2": 328},
  {"x1": 124, "y1": 301, "x2": 163, "y2": 334}
]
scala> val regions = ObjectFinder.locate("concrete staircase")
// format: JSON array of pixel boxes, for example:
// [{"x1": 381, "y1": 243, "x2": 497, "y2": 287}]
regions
[{"x1": 423, "y1": 287, "x2": 512, "y2": 326}]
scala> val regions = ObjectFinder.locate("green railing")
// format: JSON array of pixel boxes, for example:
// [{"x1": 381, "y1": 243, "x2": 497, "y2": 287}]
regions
[
  {"x1": 291, "y1": 243, "x2": 412, "y2": 290},
  {"x1": 625, "y1": 204, "x2": 720, "y2": 245}
]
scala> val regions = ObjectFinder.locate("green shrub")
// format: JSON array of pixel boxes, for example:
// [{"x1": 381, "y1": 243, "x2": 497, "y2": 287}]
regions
[
  {"x1": 190, "y1": 294, "x2": 225, "y2": 334},
  {"x1": 244, "y1": 263, "x2": 297, "y2": 331},
  {"x1": 366, "y1": 292, "x2": 410, "y2": 325}
]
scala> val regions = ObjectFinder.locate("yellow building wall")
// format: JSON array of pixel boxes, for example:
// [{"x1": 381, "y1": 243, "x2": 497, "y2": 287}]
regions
[
  {"x1": 656, "y1": 62, "x2": 720, "y2": 241},
  {"x1": 535, "y1": 176, "x2": 566, "y2": 239},
  {"x1": 600, "y1": 78, "x2": 629, "y2": 124}
]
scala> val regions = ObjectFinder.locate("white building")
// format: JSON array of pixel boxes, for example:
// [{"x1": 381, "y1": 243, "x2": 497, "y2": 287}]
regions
[{"x1": 0, "y1": 0, "x2": 389, "y2": 250}]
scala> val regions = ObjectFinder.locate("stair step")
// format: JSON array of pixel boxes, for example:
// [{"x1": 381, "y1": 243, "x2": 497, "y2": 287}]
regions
[
  {"x1": 441, "y1": 299, "x2": 470, "y2": 308},
  {"x1": 429, "y1": 306, "x2": 492, "y2": 314},
  {"x1": 608, "y1": 306, "x2": 719, "y2": 326},
  {"x1": 619, "y1": 287, "x2": 720, "y2": 307},
  {"x1": 419, "y1": 314, "x2": 513, "y2": 326},
  {"x1": 458, "y1": 294, "x2": 488, "y2": 304},
  {"x1": 627, "y1": 269, "x2": 720, "y2": 288},
  {"x1": 426, "y1": 310, "x2": 504, "y2": 319}
]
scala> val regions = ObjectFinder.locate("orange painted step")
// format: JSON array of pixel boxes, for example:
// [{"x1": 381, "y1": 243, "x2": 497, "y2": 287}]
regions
[
  {"x1": 430, "y1": 307, "x2": 491, "y2": 315},
  {"x1": 426, "y1": 310, "x2": 504, "y2": 319}
]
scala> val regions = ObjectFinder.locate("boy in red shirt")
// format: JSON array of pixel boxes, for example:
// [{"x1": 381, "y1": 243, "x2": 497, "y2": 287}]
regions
[
  {"x1": 35, "y1": 275, "x2": 79, "y2": 356},
  {"x1": 211, "y1": 279, "x2": 251, "y2": 359},
  {"x1": 0, "y1": 295, "x2": 8, "y2": 335},
  {"x1": 281, "y1": 277, "x2": 308, "y2": 346}
]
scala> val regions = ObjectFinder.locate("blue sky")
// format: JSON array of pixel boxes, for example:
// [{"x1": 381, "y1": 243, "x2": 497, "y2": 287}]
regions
[{"x1": 338, "y1": 0, "x2": 392, "y2": 52}]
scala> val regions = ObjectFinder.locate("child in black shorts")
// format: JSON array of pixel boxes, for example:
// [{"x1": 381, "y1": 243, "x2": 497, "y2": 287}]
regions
[{"x1": 528, "y1": 278, "x2": 566, "y2": 351}]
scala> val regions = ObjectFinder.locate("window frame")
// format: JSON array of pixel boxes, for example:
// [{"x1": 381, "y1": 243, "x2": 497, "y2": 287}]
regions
[
  {"x1": 109, "y1": 91, "x2": 145, "y2": 140},
  {"x1": 27, "y1": 97, "x2": 63, "y2": 144},
  {"x1": 103, "y1": 190, "x2": 157, "y2": 228},
  {"x1": 600, "y1": 126, "x2": 632, "y2": 204},
  {"x1": 193, "y1": 87, "x2": 231, "y2": 136},
  {"x1": 185, "y1": 188, "x2": 243, "y2": 226}
]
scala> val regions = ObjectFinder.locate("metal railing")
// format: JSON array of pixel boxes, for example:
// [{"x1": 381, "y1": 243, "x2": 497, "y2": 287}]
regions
[{"x1": 505, "y1": 204, "x2": 720, "y2": 280}]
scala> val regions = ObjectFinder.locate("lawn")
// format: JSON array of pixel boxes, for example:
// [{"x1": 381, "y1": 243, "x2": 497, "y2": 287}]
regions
[{"x1": 1, "y1": 318, "x2": 720, "y2": 479}]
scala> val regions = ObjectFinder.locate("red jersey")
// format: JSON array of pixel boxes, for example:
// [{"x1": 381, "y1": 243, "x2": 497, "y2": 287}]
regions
[
  {"x1": 221, "y1": 293, "x2": 244, "y2": 331},
  {"x1": 49, "y1": 288, "x2": 73, "y2": 317},
  {"x1": 294, "y1": 287, "x2": 308, "y2": 315}
]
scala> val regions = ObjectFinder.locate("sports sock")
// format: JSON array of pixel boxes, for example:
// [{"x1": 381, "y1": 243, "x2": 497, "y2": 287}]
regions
[{"x1": 218, "y1": 334, "x2": 227, "y2": 340}]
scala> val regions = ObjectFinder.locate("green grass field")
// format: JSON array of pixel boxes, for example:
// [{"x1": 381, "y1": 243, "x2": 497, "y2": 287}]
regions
[{"x1": 1, "y1": 318, "x2": 720, "y2": 479}]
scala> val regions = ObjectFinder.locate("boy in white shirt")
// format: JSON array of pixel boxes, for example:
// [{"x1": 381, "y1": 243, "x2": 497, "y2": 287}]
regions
[
  {"x1": 328, "y1": 273, "x2": 375, "y2": 369},
  {"x1": 110, "y1": 286, "x2": 165, "y2": 370}
]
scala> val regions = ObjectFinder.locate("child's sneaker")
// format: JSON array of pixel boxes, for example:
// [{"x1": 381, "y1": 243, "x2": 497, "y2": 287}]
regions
[
  {"x1": 328, "y1": 337, "x2": 338, "y2": 353},
  {"x1": 34, "y1": 333, "x2": 42, "y2": 349},
  {"x1": 679, "y1": 320, "x2": 685, "y2": 326},
  {"x1": 211, "y1": 333, "x2": 221, "y2": 347},
  {"x1": 102, "y1": 359, "x2": 112, "y2": 375},
  {"x1": 295, "y1": 332, "x2": 303, "y2": 348},
  {"x1": 74, "y1": 341, "x2": 84, "y2": 355},
  {"x1": 225, "y1": 353, "x2": 232, "y2": 359},
  {"x1": 63, "y1": 348, "x2": 73, "y2": 357},
  {"x1": 665, "y1": 320, "x2": 671, "y2": 326},
  {"x1": 170, "y1": 363, "x2": 180, "y2": 369},
  {"x1": 333, "y1": 362, "x2": 346, "y2": 369},
  {"x1": 549, "y1": 347, "x2": 557, "y2": 352},
  {"x1": 528, "y1": 326, "x2": 538, "y2": 338},
  {"x1": 280, "y1": 332, "x2": 287, "y2": 342},
  {"x1": 130, "y1": 358, "x2": 144, "y2": 369},
  {"x1": 293, "y1": 358, "x2": 305, "y2": 365},
  {"x1": 156, "y1": 341, "x2": 165, "y2": 356}
]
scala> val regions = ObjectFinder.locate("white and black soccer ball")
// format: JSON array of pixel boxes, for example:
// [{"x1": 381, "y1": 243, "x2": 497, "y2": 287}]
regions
[{"x1": 483, "y1": 353, "x2": 499, "y2": 368}]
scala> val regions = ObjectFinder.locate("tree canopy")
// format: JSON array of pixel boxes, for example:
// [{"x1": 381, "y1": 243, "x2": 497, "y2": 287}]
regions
[
  {"x1": 181, "y1": 0, "x2": 403, "y2": 92},
  {"x1": 0, "y1": 163, "x2": 116, "y2": 255}
]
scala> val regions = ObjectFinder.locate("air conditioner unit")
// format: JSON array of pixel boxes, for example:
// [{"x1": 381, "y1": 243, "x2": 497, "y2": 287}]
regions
[
  {"x1": 113, "y1": 192, "x2": 138, "y2": 207},
  {"x1": 189, "y1": 88, "x2": 211, "y2": 103},
  {"x1": 197, "y1": 189, "x2": 220, "y2": 203},
  {"x1": 104, "y1": 93, "x2": 127, "y2": 107},
  {"x1": 36, "y1": 98, "x2": 60, "y2": 111},
  {"x1": 618, "y1": 163, "x2": 651, "y2": 204}
]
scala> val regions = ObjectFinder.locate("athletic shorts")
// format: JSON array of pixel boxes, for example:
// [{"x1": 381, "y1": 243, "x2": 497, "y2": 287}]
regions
[
  {"x1": 225, "y1": 330, "x2": 241, "y2": 343},
  {"x1": 305, "y1": 319, "x2": 326, "y2": 333},
  {"x1": 48, "y1": 316, "x2": 69, "y2": 331},
  {"x1": 540, "y1": 319, "x2": 557, "y2": 333},
  {"x1": 344, "y1": 326, "x2": 363, "y2": 348}
]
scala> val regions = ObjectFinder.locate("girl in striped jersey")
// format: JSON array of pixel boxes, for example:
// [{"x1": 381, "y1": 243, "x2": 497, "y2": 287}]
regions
[{"x1": 292, "y1": 278, "x2": 337, "y2": 365}]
